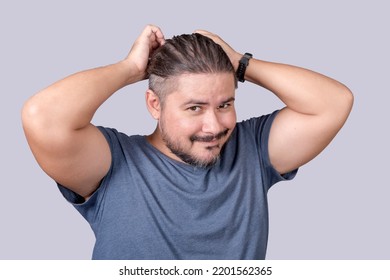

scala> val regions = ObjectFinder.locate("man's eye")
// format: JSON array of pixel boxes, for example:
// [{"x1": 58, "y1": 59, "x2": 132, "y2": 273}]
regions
[
  {"x1": 188, "y1": 106, "x2": 201, "y2": 112},
  {"x1": 219, "y1": 103, "x2": 231, "y2": 109}
]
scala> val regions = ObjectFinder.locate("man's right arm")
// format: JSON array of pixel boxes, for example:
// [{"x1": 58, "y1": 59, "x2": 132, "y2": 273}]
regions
[{"x1": 22, "y1": 25, "x2": 165, "y2": 198}]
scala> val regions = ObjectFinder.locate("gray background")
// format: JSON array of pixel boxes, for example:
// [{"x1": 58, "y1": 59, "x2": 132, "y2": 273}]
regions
[{"x1": 1, "y1": 0, "x2": 389, "y2": 259}]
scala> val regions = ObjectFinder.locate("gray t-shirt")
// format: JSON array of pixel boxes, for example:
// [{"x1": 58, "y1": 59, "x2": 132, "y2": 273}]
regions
[{"x1": 58, "y1": 111, "x2": 297, "y2": 259}]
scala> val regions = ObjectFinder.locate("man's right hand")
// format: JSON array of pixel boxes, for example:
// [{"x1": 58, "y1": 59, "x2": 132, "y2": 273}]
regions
[{"x1": 124, "y1": 24, "x2": 165, "y2": 82}]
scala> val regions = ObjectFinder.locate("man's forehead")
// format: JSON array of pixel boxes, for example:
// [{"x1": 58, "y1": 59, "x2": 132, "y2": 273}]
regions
[
  {"x1": 174, "y1": 72, "x2": 235, "y2": 82},
  {"x1": 170, "y1": 73, "x2": 235, "y2": 93}
]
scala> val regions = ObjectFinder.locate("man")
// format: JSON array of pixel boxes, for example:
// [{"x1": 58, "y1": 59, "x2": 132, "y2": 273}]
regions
[{"x1": 22, "y1": 25, "x2": 353, "y2": 259}]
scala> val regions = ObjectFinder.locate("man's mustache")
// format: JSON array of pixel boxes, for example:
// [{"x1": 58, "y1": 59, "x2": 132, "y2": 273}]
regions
[{"x1": 190, "y1": 129, "x2": 229, "y2": 143}]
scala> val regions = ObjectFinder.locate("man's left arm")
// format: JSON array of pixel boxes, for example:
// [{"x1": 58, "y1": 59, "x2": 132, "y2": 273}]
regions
[
  {"x1": 245, "y1": 59, "x2": 354, "y2": 174},
  {"x1": 196, "y1": 30, "x2": 354, "y2": 174}
]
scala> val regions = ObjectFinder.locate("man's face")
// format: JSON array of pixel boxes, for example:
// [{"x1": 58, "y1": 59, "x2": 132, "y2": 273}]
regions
[{"x1": 156, "y1": 72, "x2": 237, "y2": 168}]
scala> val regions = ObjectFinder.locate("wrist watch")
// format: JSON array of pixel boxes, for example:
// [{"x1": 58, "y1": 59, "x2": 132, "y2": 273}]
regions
[{"x1": 236, "y1": 52, "x2": 252, "y2": 82}]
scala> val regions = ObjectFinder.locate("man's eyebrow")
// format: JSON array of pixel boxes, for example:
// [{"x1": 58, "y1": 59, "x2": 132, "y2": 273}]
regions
[
  {"x1": 222, "y1": 97, "x2": 236, "y2": 103},
  {"x1": 182, "y1": 99, "x2": 209, "y2": 106},
  {"x1": 181, "y1": 97, "x2": 235, "y2": 107}
]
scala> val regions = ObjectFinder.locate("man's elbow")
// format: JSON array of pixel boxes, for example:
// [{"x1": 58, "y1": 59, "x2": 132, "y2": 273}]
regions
[
  {"x1": 22, "y1": 98, "x2": 37, "y2": 131},
  {"x1": 21, "y1": 96, "x2": 55, "y2": 143},
  {"x1": 340, "y1": 85, "x2": 354, "y2": 117},
  {"x1": 22, "y1": 97, "x2": 44, "y2": 133},
  {"x1": 330, "y1": 85, "x2": 354, "y2": 129}
]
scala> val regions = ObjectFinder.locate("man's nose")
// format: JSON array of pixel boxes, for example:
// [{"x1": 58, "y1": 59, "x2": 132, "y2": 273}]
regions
[{"x1": 202, "y1": 110, "x2": 223, "y2": 135}]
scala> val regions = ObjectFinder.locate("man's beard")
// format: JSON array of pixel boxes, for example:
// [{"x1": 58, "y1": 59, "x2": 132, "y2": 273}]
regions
[{"x1": 161, "y1": 128, "x2": 230, "y2": 168}]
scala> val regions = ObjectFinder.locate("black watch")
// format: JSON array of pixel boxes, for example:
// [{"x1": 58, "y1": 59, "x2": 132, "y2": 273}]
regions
[{"x1": 236, "y1": 52, "x2": 253, "y2": 82}]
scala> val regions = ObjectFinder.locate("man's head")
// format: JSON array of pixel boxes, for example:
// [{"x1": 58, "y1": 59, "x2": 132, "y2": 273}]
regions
[
  {"x1": 146, "y1": 33, "x2": 237, "y2": 168},
  {"x1": 147, "y1": 33, "x2": 237, "y2": 104}
]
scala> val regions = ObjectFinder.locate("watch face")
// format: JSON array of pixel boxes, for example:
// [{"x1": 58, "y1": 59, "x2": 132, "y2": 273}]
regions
[{"x1": 240, "y1": 55, "x2": 251, "y2": 66}]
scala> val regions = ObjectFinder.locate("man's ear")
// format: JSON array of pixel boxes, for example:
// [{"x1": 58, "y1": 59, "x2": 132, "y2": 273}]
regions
[{"x1": 145, "y1": 89, "x2": 161, "y2": 120}]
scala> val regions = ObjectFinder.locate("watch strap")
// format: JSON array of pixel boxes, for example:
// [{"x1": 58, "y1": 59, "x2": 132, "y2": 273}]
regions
[{"x1": 236, "y1": 52, "x2": 253, "y2": 82}]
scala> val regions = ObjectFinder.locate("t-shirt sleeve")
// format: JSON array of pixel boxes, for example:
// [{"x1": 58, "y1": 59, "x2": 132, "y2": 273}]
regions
[
  {"x1": 56, "y1": 126, "x2": 118, "y2": 224},
  {"x1": 241, "y1": 110, "x2": 298, "y2": 190}
]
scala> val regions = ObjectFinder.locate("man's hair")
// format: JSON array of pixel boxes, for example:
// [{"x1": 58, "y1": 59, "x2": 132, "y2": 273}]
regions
[{"x1": 147, "y1": 33, "x2": 236, "y2": 103}]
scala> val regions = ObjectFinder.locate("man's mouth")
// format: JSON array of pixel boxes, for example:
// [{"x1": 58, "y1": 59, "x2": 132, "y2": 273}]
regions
[{"x1": 190, "y1": 129, "x2": 229, "y2": 143}]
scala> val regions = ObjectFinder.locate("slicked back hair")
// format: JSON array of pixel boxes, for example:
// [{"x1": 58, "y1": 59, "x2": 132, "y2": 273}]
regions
[{"x1": 147, "y1": 33, "x2": 236, "y2": 105}]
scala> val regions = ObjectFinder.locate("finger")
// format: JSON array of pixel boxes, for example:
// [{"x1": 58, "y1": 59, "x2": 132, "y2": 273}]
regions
[
  {"x1": 194, "y1": 29, "x2": 223, "y2": 45},
  {"x1": 147, "y1": 24, "x2": 166, "y2": 45},
  {"x1": 194, "y1": 29, "x2": 215, "y2": 38},
  {"x1": 194, "y1": 29, "x2": 212, "y2": 35}
]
